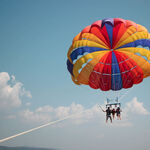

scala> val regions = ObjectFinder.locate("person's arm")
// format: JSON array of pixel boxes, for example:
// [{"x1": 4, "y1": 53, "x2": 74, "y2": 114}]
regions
[{"x1": 98, "y1": 105, "x2": 105, "y2": 112}]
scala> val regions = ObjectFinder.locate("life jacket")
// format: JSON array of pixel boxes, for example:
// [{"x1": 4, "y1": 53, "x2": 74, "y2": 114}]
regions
[
  {"x1": 116, "y1": 108, "x2": 120, "y2": 114},
  {"x1": 112, "y1": 109, "x2": 115, "y2": 114},
  {"x1": 106, "y1": 109, "x2": 111, "y2": 116}
]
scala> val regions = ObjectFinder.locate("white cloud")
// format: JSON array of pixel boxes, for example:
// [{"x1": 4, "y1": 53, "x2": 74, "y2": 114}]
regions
[
  {"x1": 19, "y1": 103, "x2": 104, "y2": 125},
  {"x1": 20, "y1": 87, "x2": 32, "y2": 98},
  {"x1": 55, "y1": 103, "x2": 84, "y2": 118},
  {"x1": 18, "y1": 102, "x2": 129, "y2": 126},
  {"x1": 19, "y1": 109, "x2": 52, "y2": 123},
  {"x1": 18, "y1": 97, "x2": 149, "y2": 127},
  {"x1": 68, "y1": 104, "x2": 101, "y2": 124},
  {"x1": 0, "y1": 72, "x2": 32, "y2": 111},
  {"x1": 36, "y1": 105, "x2": 54, "y2": 113},
  {"x1": 124, "y1": 97, "x2": 149, "y2": 115}
]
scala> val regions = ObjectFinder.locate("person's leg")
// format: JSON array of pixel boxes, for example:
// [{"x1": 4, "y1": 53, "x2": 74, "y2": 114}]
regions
[
  {"x1": 108, "y1": 116, "x2": 112, "y2": 123},
  {"x1": 117, "y1": 113, "x2": 119, "y2": 120},
  {"x1": 119, "y1": 114, "x2": 121, "y2": 120},
  {"x1": 110, "y1": 116, "x2": 112, "y2": 123},
  {"x1": 106, "y1": 116, "x2": 108, "y2": 123},
  {"x1": 113, "y1": 114, "x2": 115, "y2": 119}
]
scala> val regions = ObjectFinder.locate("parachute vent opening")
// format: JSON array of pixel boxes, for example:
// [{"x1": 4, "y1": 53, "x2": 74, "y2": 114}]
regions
[
  {"x1": 82, "y1": 63, "x2": 87, "y2": 68},
  {"x1": 134, "y1": 52, "x2": 149, "y2": 62},
  {"x1": 72, "y1": 55, "x2": 82, "y2": 64},
  {"x1": 144, "y1": 47, "x2": 150, "y2": 50},
  {"x1": 83, "y1": 52, "x2": 89, "y2": 56},
  {"x1": 78, "y1": 68, "x2": 82, "y2": 74},
  {"x1": 87, "y1": 58, "x2": 92, "y2": 63},
  {"x1": 72, "y1": 52, "x2": 91, "y2": 64},
  {"x1": 78, "y1": 58, "x2": 93, "y2": 74},
  {"x1": 142, "y1": 55, "x2": 148, "y2": 61},
  {"x1": 137, "y1": 45, "x2": 143, "y2": 48},
  {"x1": 135, "y1": 53, "x2": 141, "y2": 56},
  {"x1": 137, "y1": 45, "x2": 150, "y2": 50}
]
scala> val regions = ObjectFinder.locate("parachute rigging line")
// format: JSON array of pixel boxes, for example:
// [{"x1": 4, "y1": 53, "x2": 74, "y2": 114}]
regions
[{"x1": 98, "y1": 104, "x2": 104, "y2": 111}]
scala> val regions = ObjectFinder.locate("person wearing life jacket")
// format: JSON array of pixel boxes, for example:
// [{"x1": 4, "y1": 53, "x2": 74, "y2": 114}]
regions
[
  {"x1": 111, "y1": 108, "x2": 116, "y2": 119},
  {"x1": 102, "y1": 107, "x2": 112, "y2": 123},
  {"x1": 116, "y1": 107, "x2": 121, "y2": 120}
]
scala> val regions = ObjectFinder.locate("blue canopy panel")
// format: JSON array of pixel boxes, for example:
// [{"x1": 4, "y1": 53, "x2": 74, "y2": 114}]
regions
[
  {"x1": 105, "y1": 23, "x2": 113, "y2": 48},
  {"x1": 67, "y1": 59, "x2": 73, "y2": 76},
  {"x1": 117, "y1": 39, "x2": 150, "y2": 49},
  {"x1": 111, "y1": 51, "x2": 122, "y2": 90},
  {"x1": 70, "y1": 47, "x2": 107, "y2": 62}
]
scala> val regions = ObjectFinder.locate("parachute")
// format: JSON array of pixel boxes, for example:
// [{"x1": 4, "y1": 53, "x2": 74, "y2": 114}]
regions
[{"x1": 67, "y1": 18, "x2": 150, "y2": 92}]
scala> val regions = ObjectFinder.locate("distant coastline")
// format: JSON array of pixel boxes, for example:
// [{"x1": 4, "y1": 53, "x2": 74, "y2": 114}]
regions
[{"x1": 0, "y1": 146, "x2": 57, "y2": 150}]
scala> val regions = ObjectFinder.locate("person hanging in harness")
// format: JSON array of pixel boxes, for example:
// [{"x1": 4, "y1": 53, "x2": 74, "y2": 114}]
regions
[
  {"x1": 102, "y1": 107, "x2": 112, "y2": 123},
  {"x1": 116, "y1": 107, "x2": 122, "y2": 120},
  {"x1": 111, "y1": 108, "x2": 116, "y2": 119}
]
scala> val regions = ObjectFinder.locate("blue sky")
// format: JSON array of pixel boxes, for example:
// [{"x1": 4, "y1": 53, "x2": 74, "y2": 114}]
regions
[{"x1": 0, "y1": 0, "x2": 150, "y2": 150}]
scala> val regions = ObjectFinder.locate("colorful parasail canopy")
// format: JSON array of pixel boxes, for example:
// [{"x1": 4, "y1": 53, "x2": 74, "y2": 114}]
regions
[{"x1": 67, "y1": 18, "x2": 150, "y2": 91}]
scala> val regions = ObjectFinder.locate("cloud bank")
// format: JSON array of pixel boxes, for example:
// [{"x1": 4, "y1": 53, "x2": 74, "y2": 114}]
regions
[
  {"x1": 19, "y1": 103, "x2": 102, "y2": 124},
  {"x1": 124, "y1": 97, "x2": 149, "y2": 115},
  {"x1": 19, "y1": 97, "x2": 149, "y2": 127},
  {"x1": 0, "y1": 72, "x2": 32, "y2": 111}
]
